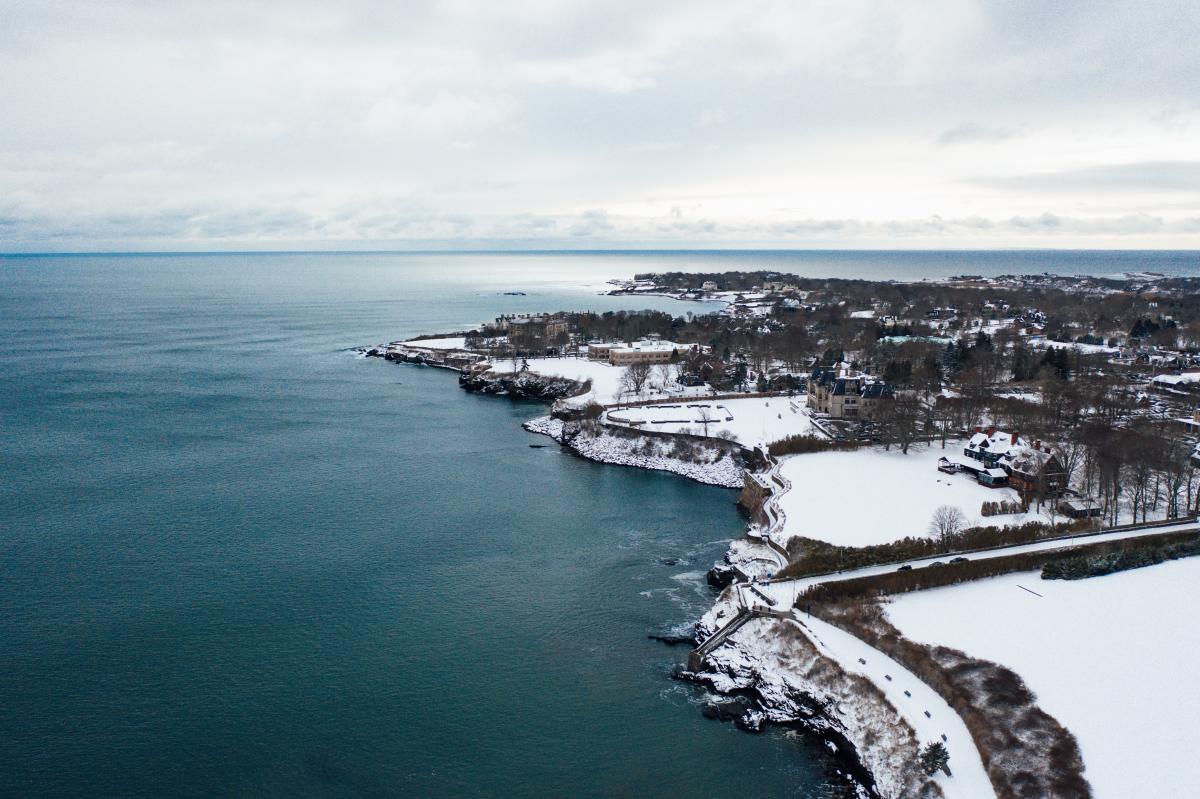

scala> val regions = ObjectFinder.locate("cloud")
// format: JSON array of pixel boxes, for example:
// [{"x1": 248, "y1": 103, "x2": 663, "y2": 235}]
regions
[
  {"x1": 2, "y1": 1, "x2": 1200, "y2": 249},
  {"x1": 973, "y1": 161, "x2": 1200, "y2": 193},
  {"x1": 4, "y1": 198, "x2": 1198, "y2": 250},
  {"x1": 936, "y1": 123, "x2": 1017, "y2": 146}
]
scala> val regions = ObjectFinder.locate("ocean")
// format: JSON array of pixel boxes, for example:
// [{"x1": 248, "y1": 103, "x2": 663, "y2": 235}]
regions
[{"x1": 0, "y1": 250, "x2": 1194, "y2": 797}]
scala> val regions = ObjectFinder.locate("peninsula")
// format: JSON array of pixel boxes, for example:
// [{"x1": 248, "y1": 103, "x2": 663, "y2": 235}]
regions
[{"x1": 363, "y1": 269, "x2": 1200, "y2": 799}]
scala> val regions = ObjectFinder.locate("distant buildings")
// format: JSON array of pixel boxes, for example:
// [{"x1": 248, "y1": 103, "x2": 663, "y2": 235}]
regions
[
  {"x1": 588, "y1": 337, "x2": 693, "y2": 366},
  {"x1": 926, "y1": 307, "x2": 959, "y2": 321}
]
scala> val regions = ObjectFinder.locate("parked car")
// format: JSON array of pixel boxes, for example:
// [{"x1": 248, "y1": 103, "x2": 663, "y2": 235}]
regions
[
  {"x1": 897, "y1": 564, "x2": 913, "y2": 571},
  {"x1": 950, "y1": 557, "x2": 969, "y2": 564}
]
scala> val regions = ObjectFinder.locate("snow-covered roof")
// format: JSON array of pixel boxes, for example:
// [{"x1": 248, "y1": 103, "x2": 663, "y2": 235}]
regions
[
  {"x1": 1007, "y1": 446, "x2": 1055, "y2": 475},
  {"x1": 1151, "y1": 373, "x2": 1200, "y2": 386},
  {"x1": 966, "y1": 430, "x2": 1015, "y2": 455},
  {"x1": 610, "y1": 340, "x2": 681, "y2": 354}
]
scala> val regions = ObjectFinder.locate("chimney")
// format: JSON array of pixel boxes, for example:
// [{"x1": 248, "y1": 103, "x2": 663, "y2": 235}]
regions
[
  {"x1": 1011, "y1": 431, "x2": 1019, "y2": 445},
  {"x1": 974, "y1": 425, "x2": 981, "y2": 433},
  {"x1": 987, "y1": 426, "x2": 996, "y2": 437}
]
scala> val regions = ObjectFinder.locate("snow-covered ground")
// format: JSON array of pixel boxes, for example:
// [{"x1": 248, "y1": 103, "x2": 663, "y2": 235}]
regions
[
  {"x1": 1028, "y1": 337, "x2": 1121, "y2": 356},
  {"x1": 485, "y1": 356, "x2": 627, "y2": 405},
  {"x1": 887, "y1": 559, "x2": 1200, "y2": 799},
  {"x1": 603, "y1": 396, "x2": 817, "y2": 447},
  {"x1": 775, "y1": 443, "x2": 1046, "y2": 547},
  {"x1": 403, "y1": 336, "x2": 468, "y2": 350},
  {"x1": 699, "y1": 615, "x2": 940, "y2": 799},
  {"x1": 696, "y1": 581, "x2": 993, "y2": 799},
  {"x1": 796, "y1": 614, "x2": 996, "y2": 799},
  {"x1": 752, "y1": 518, "x2": 1200, "y2": 608}
]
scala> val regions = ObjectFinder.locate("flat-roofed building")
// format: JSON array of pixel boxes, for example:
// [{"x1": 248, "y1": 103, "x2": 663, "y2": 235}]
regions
[{"x1": 608, "y1": 340, "x2": 682, "y2": 366}]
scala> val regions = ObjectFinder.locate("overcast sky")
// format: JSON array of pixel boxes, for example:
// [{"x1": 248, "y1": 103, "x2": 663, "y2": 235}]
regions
[{"x1": 3, "y1": 0, "x2": 1200, "y2": 251}]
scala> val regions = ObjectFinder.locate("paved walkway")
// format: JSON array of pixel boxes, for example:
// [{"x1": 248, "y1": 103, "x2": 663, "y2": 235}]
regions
[{"x1": 756, "y1": 517, "x2": 1199, "y2": 608}]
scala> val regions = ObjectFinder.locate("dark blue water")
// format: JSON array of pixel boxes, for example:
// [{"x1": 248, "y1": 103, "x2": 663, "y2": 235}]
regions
[
  {"x1": 2, "y1": 250, "x2": 1192, "y2": 797},
  {"x1": 0, "y1": 253, "x2": 838, "y2": 799}
]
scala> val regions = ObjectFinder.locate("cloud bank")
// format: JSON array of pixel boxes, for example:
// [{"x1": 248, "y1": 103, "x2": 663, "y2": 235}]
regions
[{"x1": 2, "y1": 0, "x2": 1199, "y2": 250}]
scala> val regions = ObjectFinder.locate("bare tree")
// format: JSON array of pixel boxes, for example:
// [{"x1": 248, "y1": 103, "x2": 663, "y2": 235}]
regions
[
  {"x1": 654, "y1": 363, "x2": 676, "y2": 393},
  {"x1": 697, "y1": 406, "x2": 715, "y2": 437},
  {"x1": 620, "y1": 361, "x2": 653, "y2": 397},
  {"x1": 928, "y1": 505, "x2": 967, "y2": 544}
]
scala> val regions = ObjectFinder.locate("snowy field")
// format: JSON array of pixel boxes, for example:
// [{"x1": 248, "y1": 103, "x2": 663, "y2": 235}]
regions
[
  {"x1": 485, "y1": 356, "x2": 628, "y2": 404},
  {"x1": 403, "y1": 336, "x2": 467, "y2": 350},
  {"x1": 775, "y1": 444, "x2": 1044, "y2": 547},
  {"x1": 603, "y1": 396, "x2": 816, "y2": 447},
  {"x1": 887, "y1": 560, "x2": 1200, "y2": 799},
  {"x1": 1029, "y1": 337, "x2": 1121, "y2": 356}
]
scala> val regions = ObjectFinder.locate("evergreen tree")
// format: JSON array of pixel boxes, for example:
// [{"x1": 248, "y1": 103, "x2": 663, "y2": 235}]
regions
[{"x1": 919, "y1": 741, "x2": 950, "y2": 776}]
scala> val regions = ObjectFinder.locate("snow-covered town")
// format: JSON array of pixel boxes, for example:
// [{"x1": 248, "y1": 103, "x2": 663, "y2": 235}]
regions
[{"x1": 363, "y1": 269, "x2": 1200, "y2": 799}]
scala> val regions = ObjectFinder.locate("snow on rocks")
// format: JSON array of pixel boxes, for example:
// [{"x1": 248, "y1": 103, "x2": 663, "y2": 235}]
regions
[
  {"x1": 693, "y1": 616, "x2": 940, "y2": 799},
  {"x1": 523, "y1": 416, "x2": 745, "y2": 488}
]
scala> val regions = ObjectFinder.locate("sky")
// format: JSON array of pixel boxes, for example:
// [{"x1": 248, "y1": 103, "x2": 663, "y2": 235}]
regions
[{"x1": 2, "y1": 0, "x2": 1200, "y2": 251}]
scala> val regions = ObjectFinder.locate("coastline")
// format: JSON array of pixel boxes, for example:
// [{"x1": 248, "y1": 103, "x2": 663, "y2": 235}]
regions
[{"x1": 364, "y1": 345, "x2": 915, "y2": 797}]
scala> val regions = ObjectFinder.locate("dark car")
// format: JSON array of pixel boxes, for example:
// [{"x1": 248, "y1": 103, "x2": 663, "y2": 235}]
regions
[
  {"x1": 950, "y1": 556, "x2": 969, "y2": 564},
  {"x1": 897, "y1": 564, "x2": 913, "y2": 571},
  {"x1": 928, "y1": 561, "x2": 946, "y2": 568}
]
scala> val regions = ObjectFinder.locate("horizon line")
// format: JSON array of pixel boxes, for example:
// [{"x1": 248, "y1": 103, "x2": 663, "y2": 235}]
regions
[{"x1": 4, "y1": 246, "x2": 1200, "y2": 257}]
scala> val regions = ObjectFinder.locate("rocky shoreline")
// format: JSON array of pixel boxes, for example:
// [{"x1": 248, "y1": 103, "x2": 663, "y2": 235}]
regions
[
  {"x1": 668, "y1": 535, "x2": 937, "y2": 799},
  {"x1": 521, "y1": 416, "x2": 745, "y2": 489},
  {"x1": 361, "y1": 343, "x2": 903, "y2": 798}
]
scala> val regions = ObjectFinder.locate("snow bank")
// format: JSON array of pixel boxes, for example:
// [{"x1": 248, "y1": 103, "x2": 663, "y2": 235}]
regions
[
  {"x1": 603, "y1": 396, "x2": 817, "y2": 448},
  {"x1": 887, "y1": 560, "x2": 1200, "y2": 799},
  {"x1": 775, "y1": 444, "x2": 1045, "y2": 547}
]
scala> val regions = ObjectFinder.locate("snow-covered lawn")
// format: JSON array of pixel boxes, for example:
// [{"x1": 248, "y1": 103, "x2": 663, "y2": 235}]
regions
[
  {"x1": 886, "y1": 560, "x2": 1200, "y2": 799},
  {"x1": 403, "y1": 336, "x2": 468, "y2": 350},
  {"x1": 603, "y1": 396, "x2": 816, "y2": 447},
  {"x1": 775, "y1": 443, "x2": 1045, "y2": 547},
  {"x1": 1029, "y1": 337, "x2": 1121, "y2": 356}
]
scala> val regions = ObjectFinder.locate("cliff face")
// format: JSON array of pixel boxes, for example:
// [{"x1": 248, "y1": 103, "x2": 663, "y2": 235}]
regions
[
  {"x1": 737, "y1": 474, "x2": 770, "y2": 518},
  {"x1": 457, "y1": 370, "x2": 583, "y2": 401}
]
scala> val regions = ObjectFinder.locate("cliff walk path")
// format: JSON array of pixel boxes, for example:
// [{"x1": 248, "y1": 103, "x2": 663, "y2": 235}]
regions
[{"x1": 697, "y1": 457, "x2": 1200, "y2": 799}]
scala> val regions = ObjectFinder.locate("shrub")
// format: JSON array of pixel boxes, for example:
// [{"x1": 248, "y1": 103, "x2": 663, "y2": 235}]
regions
[
  {"x1": 767, "y1": 434, "x2": 858, "y2": 456},
  {"x1": 980, "y1": 499, "x2": 1026, "y2": 517},
  {"x1": 1041, "y1": 536, "x2": 1200, "y2": 580},
  {"x1": 798, "y1": 530, "x2": 1200, "y2": 602},
  {"x1": 778, "y1": 519, "x2": 1091, "y2": 580}
]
